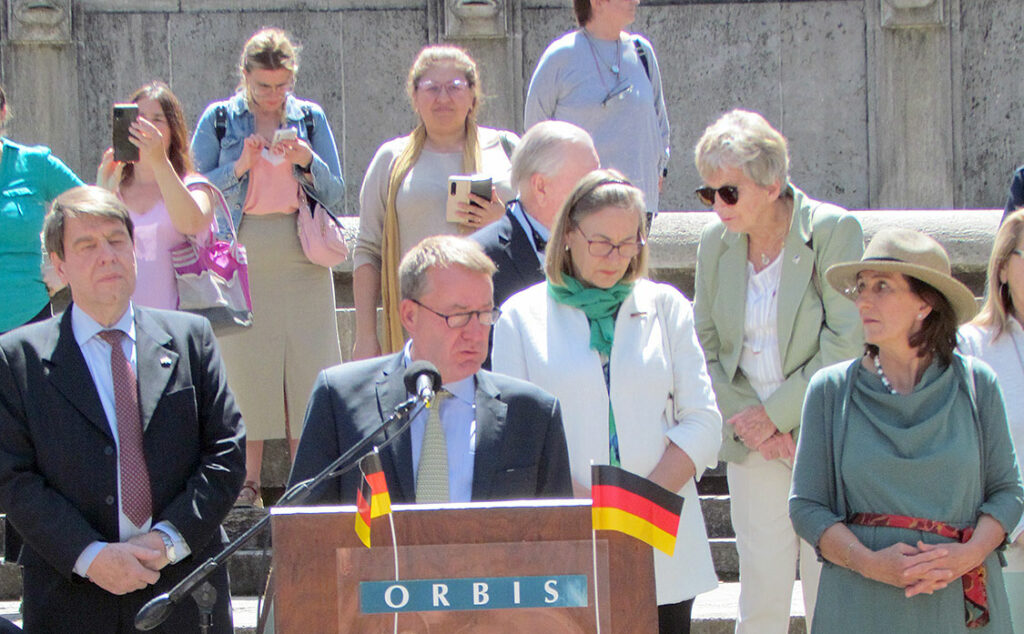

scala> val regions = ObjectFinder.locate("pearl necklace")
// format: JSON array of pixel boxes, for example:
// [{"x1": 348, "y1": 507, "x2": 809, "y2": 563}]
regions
[{"x1": 871, "y1": 352, "x2": 900, "y2": 395}]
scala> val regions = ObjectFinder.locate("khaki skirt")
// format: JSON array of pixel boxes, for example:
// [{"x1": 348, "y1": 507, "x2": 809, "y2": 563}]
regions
[{"x1": 217, "y1": 212, "x2": 341, "y2": 441}]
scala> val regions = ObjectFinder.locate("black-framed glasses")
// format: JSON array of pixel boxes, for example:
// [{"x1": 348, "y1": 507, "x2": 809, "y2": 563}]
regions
[
  {"x1": 695, "y1": 185, "x2": 740, "y2": 207},
  {"x1": 573, "y1": 227, "x2": 645, "y2": 259},
  {"x1": 411, "y1": 299, "x2": 501, "y2": 328},
  {"x1": 601, "y1": 80, "x2": 633, "y2": 107}
]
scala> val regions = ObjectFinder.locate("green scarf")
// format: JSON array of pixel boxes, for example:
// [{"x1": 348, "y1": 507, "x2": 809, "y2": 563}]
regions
[
  {"x1": 547, "y1": 275, "x2": 633, "y2": 356},
  {"x1": 548, "y1": 275, "x2": 633, "y2": 467}
]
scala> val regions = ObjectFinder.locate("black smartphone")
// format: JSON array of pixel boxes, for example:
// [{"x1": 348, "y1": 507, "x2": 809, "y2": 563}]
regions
[{"x1": 112, "y1": 104, "x2": 139, "y2": 163}]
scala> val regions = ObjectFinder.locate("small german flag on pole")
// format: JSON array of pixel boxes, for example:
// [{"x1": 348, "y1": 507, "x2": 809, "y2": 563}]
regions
[
  {"x1": 591, "y1": 464, "x2": 684, "y2": 556},
  {"x1": 355, "y1": 452, "x2": 392, "y2": 548}
]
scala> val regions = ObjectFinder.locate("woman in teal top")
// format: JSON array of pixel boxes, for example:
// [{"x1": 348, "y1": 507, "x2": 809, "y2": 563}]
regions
[
  {"x1": 0, "y1": 85, "x2": 84, "y2": 333},
  {"x1": 790, "y1": 228, "x2": 1024, "y2": 632}
]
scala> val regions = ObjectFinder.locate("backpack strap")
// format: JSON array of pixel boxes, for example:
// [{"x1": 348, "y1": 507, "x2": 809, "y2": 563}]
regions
[
  {"x1": 633, "y1": 38, "x2": 651, "y2": 82},
  {"x1": 214, "y1": 105, "x2": 227, "y2": 144},
  {"x1": 301, "y1": 105, "x2": 315, "y2": 141}
]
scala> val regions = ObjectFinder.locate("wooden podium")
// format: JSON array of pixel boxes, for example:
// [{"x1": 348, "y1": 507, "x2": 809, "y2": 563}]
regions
[{"x1": 271, "y1": 499, "x2": 657, "y2": 632}]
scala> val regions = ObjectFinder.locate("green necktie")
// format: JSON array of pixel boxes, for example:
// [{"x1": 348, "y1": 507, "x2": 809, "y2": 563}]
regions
[{"x1": 416, "y1": 390, "x2": 451, "y2": 503}]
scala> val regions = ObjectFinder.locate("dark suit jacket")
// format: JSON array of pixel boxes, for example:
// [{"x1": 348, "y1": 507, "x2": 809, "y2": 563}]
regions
[
  {"x1": 471, "y1": 208, "x2": 546, "y2": 309},
  {"x1": 0, "y1": 306, "x2": 245, "y2": 633},
  {"x1": 1004, "y1": 164, "x2": 1024, "y2": 224},
  {"x1": 288, "y1": 353, "x2": 572, "y2": 504}
]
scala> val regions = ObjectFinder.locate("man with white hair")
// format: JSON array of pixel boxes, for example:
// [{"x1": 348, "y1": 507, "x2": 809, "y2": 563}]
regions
[{"x1": 472, "y1": 121, "x2": 599, "y2": 307}]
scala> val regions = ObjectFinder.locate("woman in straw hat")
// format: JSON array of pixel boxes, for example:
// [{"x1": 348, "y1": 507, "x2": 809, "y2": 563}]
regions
[{"x1": 790, "y1": 228, "x2": 1024, "y2": 632}]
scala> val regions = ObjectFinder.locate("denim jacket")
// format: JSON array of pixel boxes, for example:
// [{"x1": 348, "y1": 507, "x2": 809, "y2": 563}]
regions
[{"x1": 190, "y1": 92, "x2": 345, "y2": 230}]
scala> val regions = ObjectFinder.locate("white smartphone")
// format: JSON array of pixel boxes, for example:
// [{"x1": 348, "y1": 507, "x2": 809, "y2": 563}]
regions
[
  {"x1": 271, "y1": 128, "x2": 297, "y2": 148},
  {"x1": 446, "y1": 175, "x2": 492, "y2": 224}
]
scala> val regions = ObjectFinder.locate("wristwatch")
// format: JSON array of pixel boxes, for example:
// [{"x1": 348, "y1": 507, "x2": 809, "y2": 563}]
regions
[{"x1": 155, "y1": 529, "x2": 177, "y2": 564}]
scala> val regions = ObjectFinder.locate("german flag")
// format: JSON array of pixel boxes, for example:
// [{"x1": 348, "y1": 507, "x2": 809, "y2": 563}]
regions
[
  {"x1": 354, "y1": 452, "x2": 392, "y2": 548},
  {"x1": 591, "y1": 464, "x2": 684, "y2": 556}
]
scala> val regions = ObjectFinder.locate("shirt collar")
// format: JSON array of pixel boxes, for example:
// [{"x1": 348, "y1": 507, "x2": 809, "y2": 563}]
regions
[
  {"x1": 509, "y1": 200, "x2": 550, "y2": 251},
  {"x1": 71, "y1": 303, "x2": 135, "y2": 347},
  {"x1": 229, "y1": 92, "x2": 306, "y2": 122},
  {"x1": 402, "y1": 341, "x2": 477, "y2": 404}
]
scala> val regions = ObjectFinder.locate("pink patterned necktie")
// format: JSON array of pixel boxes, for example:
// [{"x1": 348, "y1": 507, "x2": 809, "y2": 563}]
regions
[{"x1": 98, "y1": 330, "x2": 152, "y2": 528}]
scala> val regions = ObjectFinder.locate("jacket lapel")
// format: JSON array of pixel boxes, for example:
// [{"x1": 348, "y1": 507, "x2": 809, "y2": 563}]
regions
[
  {"x1": 715, "y1": 231, "x2": 749, "y2": 379},
  {"x1": 133, "y1": 309, "x2": 177, "y2": 432},
  {"x1": 43, "y1": 309, "x2": 112, "y2": 441},
  {"x1": 376, "y1": 355, "x2": 415, "y2": 502},
  {"x1": 776, "y1": 193, "x2": 816, "y2": 365},
  {"x1": 505, "y1": 209, "x2": 544, "y2": 283},
  {"x1": 470, "y1": 372, "x2": 506, "y2": 501}
]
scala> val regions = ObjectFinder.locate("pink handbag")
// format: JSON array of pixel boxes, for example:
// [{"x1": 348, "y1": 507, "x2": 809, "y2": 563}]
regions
[
  {"x1": 297, "y1": 192, "x2": 349, "y2": 268},
  {"x1": 171, "y1": 176, "x2": 253, "y2": 331}
]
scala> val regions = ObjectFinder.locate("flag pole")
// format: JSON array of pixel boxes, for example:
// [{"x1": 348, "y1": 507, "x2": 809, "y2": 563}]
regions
[
  {"x1": 590, "y1": 460, "x2": 601, "y2": 634},
  {"x1": 371, "y1": 446, "x2": 401, "y2": 634}
]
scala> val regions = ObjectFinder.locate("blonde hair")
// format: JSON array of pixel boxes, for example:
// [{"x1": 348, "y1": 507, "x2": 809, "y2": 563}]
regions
[
  {"x1": 694, "y1": 109, "x2": 790, "y2": 189},
  {"x1": 237, "y1": 27, "x2": 300, "y2": 106},
  {"x1": 380, "y1": 45, "x2": 485, "y2": 353},
  {"x1": 972, "y1": 208, "x2": 1024, "y2": 338},
  {"x1": 545, "y1": 169, "x2": 649, "y2": 286}
]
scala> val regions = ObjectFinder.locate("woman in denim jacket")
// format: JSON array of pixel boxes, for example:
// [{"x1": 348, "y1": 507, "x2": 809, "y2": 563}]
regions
[{"x1": 190, "y1": 27, "x2": 344, "y2": 508}]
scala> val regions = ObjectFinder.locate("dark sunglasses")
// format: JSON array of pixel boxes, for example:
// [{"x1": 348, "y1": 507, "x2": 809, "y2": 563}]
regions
[{"x1": 695, "y1": 185, "x2": 740, "y2": 207}]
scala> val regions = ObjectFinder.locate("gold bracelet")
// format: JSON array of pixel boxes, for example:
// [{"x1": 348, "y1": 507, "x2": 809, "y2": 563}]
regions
[{"x1": 843, "y1": 540, "x2": 857, "y2": 569}]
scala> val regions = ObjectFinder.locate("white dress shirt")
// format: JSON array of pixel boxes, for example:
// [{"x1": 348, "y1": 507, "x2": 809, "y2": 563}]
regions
[
  {"x1": 738, "y1": 253, "x2": 786, "y2": 402},
  {"x1": 71, "y1": 304, "x2": 189, "y2": 577}
]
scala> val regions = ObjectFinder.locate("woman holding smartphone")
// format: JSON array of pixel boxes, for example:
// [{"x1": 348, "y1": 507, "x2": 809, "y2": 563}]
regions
[
  {"x1": 352, "y1": 44, "x2": 517, "y2": 359},
  {"x1": 191, "y1": 27, "x2": 345, "y2": 508},
  {"x1": 97, "y1": 81, "x2": 216, "y2": 310}
]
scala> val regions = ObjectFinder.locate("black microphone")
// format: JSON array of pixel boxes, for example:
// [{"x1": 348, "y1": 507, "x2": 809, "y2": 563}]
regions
[{"x1": 404, "y1": 361, "x2": 442, "y2": 404}]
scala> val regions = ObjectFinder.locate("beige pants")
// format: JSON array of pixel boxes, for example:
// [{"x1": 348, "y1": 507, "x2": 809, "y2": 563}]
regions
[
  {"x1": 217, "y1": 213, "x2": 341, "y2": 441},
  {"x1": 728, "y1": 452, "x2": 821, "y2": 634}
]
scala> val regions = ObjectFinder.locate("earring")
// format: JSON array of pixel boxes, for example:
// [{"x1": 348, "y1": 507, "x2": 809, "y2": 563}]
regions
[{"x1": 916, "y1": 313, "x2": 924, "y2": 320}]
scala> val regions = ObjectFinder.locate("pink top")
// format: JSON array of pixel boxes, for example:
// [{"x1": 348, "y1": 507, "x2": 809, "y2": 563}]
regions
[
  {"x1": 243, "y1": 152, "x2": 300, "y2": 215},
  {"x1": 130, "y1": 198, "x2": 186, "y2": 310}
]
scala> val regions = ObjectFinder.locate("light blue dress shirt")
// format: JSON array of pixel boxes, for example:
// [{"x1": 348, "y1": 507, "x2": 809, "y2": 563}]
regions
[
  {"x1": 403, "y1": 343, "x2": 477, "y2": 502},
  {"x1": 70, "y1": 304, "x2": 189, "y2": 577}
]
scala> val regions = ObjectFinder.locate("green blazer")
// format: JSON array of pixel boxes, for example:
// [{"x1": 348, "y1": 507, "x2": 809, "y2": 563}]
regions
[{"x1": 694, "y1": 185, "x2": 865, "y2": 463}]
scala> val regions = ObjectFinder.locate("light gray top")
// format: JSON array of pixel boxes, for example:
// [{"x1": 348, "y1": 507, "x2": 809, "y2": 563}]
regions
[
  {"x1": 354, "y1": 127, "x2": 516, "y2": 270},
  {"x1": 524, "y1": 30, "x2": 669, "y2": 212}
]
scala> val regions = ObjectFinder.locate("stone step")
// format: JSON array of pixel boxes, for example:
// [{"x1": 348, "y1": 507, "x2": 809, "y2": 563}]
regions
[{"x1": 0, "y1": 582, "x2": 807, "y2": 633}]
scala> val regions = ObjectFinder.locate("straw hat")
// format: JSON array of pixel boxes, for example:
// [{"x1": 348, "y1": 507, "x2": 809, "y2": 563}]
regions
[{"x1": 825, "y1": 227, "x2": 978, "y2": 324}]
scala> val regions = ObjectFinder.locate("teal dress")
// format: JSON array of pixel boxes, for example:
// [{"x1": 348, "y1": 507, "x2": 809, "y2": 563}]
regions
[
  {"x1": 0, "y1": 138, "x2": 82, "y2": 332},
  {"x1": 791, "y1": 355, "x2": 1024, "y2": 633}
]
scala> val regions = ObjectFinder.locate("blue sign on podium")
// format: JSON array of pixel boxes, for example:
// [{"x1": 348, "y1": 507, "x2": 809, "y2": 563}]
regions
[{"x1": 359, "y1": 574, "x2": 589, "y2": 613}]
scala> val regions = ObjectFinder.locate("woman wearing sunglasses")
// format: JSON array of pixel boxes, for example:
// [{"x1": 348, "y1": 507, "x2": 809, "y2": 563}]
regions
[
  {"x1": 524, "y1": 0, "x2": 669, "y2": 221},
  {"x1": 691, "y1": 109, "x2": 864, "y2": 633},
  {"x1": 353, "y1": 45, "x2": 517, "y2": 360},
  {"x1": 494, "y1": 170, "x2": 722, "y2": 633}
]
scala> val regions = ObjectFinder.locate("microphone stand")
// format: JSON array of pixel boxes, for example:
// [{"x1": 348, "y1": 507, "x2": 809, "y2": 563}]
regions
[{"x1": 134, "y1": 394, "x2": 430, "y2": 631}]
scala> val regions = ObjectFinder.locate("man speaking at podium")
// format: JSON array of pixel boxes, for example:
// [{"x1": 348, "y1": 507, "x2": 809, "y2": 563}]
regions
[{"x1": 290, "y1": 235, "x2": 572, "y2": 504}]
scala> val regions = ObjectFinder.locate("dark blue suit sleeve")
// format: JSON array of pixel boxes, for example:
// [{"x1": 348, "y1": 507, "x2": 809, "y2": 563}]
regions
[
  {"x1": 1003, "y1": 165, "x2": 1024, "y2": 223},
  {"x1": 538, "y1": 399, "x2": 572, "y2": 498}
]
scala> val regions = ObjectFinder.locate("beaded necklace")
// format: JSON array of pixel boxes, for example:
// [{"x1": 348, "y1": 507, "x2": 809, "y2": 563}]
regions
[{"x1": 871, "y1": 352, "x2": 900, "y2": 395}]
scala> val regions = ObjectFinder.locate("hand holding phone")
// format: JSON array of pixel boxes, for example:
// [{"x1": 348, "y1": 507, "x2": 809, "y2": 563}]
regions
[
  {"x1": 112, "y1": 104, "x2": 139, "y2": 163},
  {"x1": 271, "y1": 128, "x2": 297, "y2": 152},
  {"x1": 446, "y1": 175, "x2": 492, "y2": 225}
]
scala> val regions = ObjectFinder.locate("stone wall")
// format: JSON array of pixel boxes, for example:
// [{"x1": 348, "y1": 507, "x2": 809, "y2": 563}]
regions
[{"x1": 1, "y1": 0, "x2": 1021, "y2": 214}]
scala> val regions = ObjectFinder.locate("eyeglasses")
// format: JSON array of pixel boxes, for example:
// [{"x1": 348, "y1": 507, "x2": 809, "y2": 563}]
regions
[
  {"x1": 573, "y1": 227, "x2": 645, "y2": 259},
  {"x1": 601, "y1": 81, "x2": 633, "y2": 107},
  {"x1": 417, "y1": 79, "x2": 470, "y2": 99},
  {"x1": 411, "y1": 299, "x2": 501, "y2": 328},
  {"x1": 695, "y1": 185, "x2": 740, "y2": 207}
]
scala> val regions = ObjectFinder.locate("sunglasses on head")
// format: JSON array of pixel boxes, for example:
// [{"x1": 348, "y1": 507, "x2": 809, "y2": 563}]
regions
[{"x1": 695, "y1": 185, "x2": 740, "y2": 207}]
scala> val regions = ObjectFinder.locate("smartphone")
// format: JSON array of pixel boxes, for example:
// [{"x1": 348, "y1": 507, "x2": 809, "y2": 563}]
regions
[
  {"x1": 112, "y1": 104, "x2": 139, "y2": 163},
  {"x1": 446, "y1": 175, "x2": 492, "y2": 224},
  {"x1": 271, "y1": 128, "x2": 297, "y2": 148}
]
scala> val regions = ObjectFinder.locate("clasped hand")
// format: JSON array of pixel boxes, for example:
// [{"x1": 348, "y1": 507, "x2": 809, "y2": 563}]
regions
[
  {"x1": 85, "y1": 531, "x2": 170, "y2": 595},
  {"x1": 726, "y1": 406, "x2": 795, "y2": 460},
  {"x1": 861, "y1": 540, "x2": 980, "y2": 598}
]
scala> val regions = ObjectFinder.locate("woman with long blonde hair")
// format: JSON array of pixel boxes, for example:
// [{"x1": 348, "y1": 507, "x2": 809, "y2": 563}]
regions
[{"x1": 352, "y1": 45, "x2": 517, "y2": 359}]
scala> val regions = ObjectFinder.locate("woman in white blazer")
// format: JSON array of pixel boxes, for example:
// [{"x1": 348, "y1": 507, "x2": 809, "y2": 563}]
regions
[{"x1": 493, "y1": 169, "x2": 722, "y2": 634}]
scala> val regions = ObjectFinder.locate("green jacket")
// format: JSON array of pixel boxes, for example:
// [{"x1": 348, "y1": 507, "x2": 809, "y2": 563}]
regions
[{"x1": 693, "y1": 185, "x2": 865, "y2": 463}]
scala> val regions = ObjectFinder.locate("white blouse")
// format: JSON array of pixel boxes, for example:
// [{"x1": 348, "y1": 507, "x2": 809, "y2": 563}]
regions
[
  {"x1": 959, "y1": 317, "x2": 1024, "y2": 568},
  {"x1": 739, "y1": 252, "x2": 786, "y2": 402}
]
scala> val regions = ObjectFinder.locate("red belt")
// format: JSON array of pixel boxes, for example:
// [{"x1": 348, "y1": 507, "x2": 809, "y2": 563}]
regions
[{"x1": 850, "y1": 512, "x2": 988, "y2": 628}]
